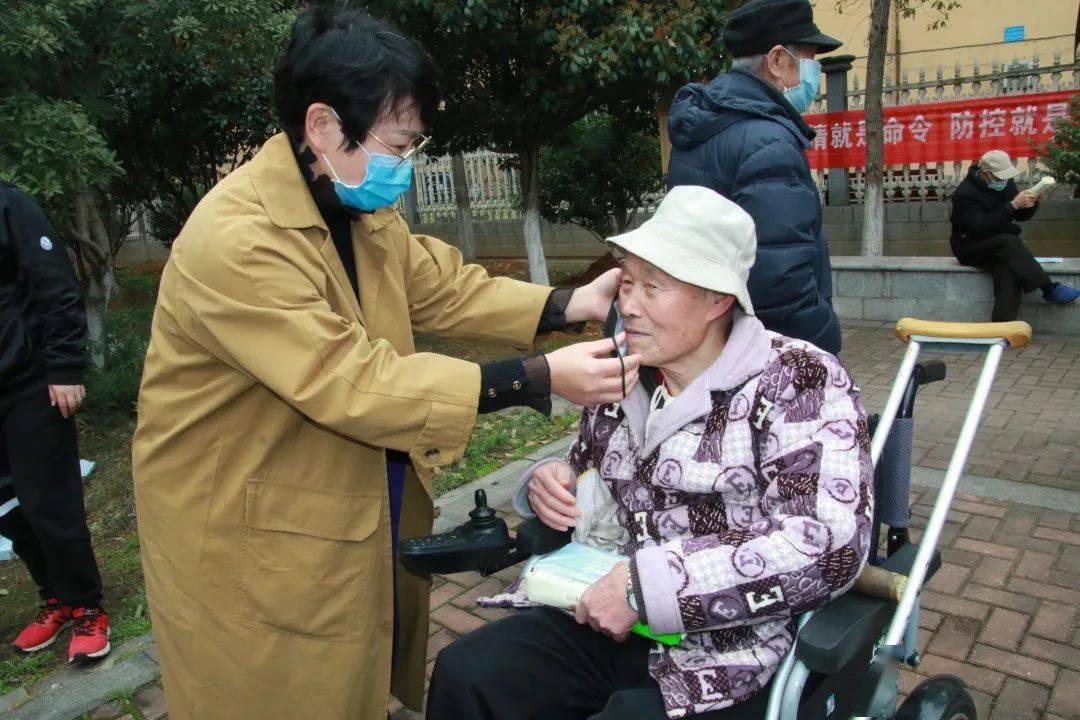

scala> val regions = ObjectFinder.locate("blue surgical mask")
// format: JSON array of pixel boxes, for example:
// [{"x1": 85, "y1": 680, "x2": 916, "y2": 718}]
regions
[
  {"x1": 987, "y1": 177, "x2": 1008, "y2": 192},
  {"x1": 782, "y1": 48, "x2": 821, "y2": 114},
  {"x1": 323, "y1": 148, "x2": 414, "y2": 212}
]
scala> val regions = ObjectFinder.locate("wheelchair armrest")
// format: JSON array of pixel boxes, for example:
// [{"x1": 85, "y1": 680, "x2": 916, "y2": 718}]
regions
[
  {"x1": 796, "y1": 543, "x2": 940, "y2": 674},
  {"x1": 399, "y1": 491, "x2": 572, "y2": 577},
  {"x1": 514, "y1": 517, "x2": 573, "y2": 558}
]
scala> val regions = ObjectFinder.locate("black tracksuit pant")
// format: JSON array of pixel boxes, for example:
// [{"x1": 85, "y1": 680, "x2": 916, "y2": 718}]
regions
[
  {"x1": 952, "y1": 233, "x2": 1052, "y2": 322},
  {"x1": 0, "y1": 383, "x2": 102, "y2": 607},
  {"x1": 426, "y1": 608, "x2": 769, "y2": 720}
]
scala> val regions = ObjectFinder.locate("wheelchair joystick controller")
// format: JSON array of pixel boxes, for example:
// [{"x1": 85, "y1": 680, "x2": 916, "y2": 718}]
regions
[
  {"x1": 468, "y1": 489, "x2": 498, "y2": 527},
  {"x1": 399, "y1": 489, "x2": 515, "y2": 577}
]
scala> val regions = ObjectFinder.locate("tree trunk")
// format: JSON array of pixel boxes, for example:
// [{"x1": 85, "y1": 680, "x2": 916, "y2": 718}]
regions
[
  {"x1": 861, "y1": 0, "x2": 891, "y2": 257},
  {"x1": 72, "y1": 191, "x2": 116, "y2": 371},
  {"x1": 518, "y1": 145, "x2": 549, "y2": 286},
  {"x1": 85, "y1": 267, "x2": 108, "y2": 371},
  {"x1": 451, "y1": 153, "x2": 477, "y2": 263},
  {"x1": 403, "y1": 172, "x2": 421, "y2": 225}
]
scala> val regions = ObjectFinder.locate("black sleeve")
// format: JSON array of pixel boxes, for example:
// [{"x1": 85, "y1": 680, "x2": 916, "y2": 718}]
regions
[
  {"x1": 477, "y1": 356, "x2": 552, "y2": 415},
  {"x1": 951, "y1": 194, "x2": 1016, "y2": 242},
  {"x1": 5, "y1": 190, "x2": 88, "y2": 384},
  {"x1": 536, "y1": 288, "x2": 586, "y2": 335}
]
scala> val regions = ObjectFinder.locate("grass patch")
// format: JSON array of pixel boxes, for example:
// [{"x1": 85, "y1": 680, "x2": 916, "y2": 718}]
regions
[
  {"x1": 105, "y1": 687, "x2": 135, "y2": 704},
  {"x1": 0, "y1": 652, "x2": 52, "y2": 695},
  {"x1": 433, "y1": 409, "x2": 580, "y2": 497},
  {"x1": 109, "y1": 588, "x2": 152, "y2": 646}
]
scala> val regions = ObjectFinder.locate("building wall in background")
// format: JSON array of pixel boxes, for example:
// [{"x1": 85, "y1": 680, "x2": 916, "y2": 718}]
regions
[{"x1": 813, "y1": 0, "x2": 1079, "y2": 90}]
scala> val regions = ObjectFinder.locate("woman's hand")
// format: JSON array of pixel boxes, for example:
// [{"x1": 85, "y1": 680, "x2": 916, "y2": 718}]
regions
[
  {"x1": 546, "y1": 334, "x2": 641, "y2": 406},
  {"x1": 564, "y1": 268, "x2": 621, "y2": 323}
]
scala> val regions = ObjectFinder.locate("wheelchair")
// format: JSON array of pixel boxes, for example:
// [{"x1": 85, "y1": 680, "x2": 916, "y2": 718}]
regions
[{"x1": 402, "y1": 318, "x2": 1032, "y2": 719}]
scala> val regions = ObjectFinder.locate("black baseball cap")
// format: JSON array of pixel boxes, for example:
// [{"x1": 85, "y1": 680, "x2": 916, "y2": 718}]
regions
[{"x1": 723, "y1": 0, "x2": 843, "y2": 58}]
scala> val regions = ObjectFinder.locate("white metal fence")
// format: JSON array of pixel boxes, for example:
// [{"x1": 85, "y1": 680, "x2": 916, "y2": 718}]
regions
[{"x1": 404, "y1": 151, "x2": 521, "y2": 223}]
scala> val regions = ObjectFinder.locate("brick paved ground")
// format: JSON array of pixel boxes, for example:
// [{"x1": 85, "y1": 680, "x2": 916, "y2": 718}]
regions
[
  {"x1": 75, "y1": 322, "x2": 1080, "y2": 720},
  {"x1": 842, "y1": 321, "x2": 1080, "y2": 491},
  {"x1": 390, "y1": 491, "x2": 1080, "y2": 720}
]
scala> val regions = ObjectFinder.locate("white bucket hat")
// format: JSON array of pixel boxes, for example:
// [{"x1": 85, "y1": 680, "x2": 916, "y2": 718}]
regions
[{"x1": 606, "y1": 185, "x2": 757, "y2": 315}]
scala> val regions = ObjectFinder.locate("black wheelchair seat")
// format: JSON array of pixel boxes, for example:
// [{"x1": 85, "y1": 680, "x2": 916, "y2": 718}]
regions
[{"x1": 796, "y1": 542, "x2": 941, "y2": 674}]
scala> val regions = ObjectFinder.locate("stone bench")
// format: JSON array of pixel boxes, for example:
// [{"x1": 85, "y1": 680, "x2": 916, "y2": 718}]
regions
[{"x1": 831, "y1": 256, "x2": 1080, "y2": 336}]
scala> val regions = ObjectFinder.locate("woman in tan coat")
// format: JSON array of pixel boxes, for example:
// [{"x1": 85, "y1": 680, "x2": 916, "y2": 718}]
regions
[{"x1": 131, "y1": 7, "x2": 640, "y2": 719}]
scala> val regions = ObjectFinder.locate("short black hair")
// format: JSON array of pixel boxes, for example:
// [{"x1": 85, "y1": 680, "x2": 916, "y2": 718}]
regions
[{"x1": 273, "y1": 5, "x2": 440, "y2": 149}]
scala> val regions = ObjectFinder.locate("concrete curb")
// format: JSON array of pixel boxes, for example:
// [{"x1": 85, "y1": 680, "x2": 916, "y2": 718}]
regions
[
  {"x1": 911, "y1": 465, "x2": 1080, "y2": 513},
  {"x1": 4, "y1": 634, "x2": 159, "y2": 720},
  {"x1": 433, "y1": 435, "x2": 575, "y2": 532}
]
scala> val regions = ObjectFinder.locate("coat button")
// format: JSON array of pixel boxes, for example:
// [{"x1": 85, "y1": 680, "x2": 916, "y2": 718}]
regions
[
  {"x1": 512, "y1": 380, "x2": 523, "y2": 390},
  {"x1": 487, "y1": 388, "x2": 497, "y2": 398},
  {"x1": 425, "y1": 448, "x2": 440, "y2": 462}
]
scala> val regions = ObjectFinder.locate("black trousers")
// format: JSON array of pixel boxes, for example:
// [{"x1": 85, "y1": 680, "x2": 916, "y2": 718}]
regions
[
  {"x1": 426, "y1": 608, "x2": 768, "y2": 720},
  {"x1": 0, "y1": 384, "x2": 102, "y2": 607},
  {"x1": 952, "y1": 233, "x2": 1051, "y2": 322}
]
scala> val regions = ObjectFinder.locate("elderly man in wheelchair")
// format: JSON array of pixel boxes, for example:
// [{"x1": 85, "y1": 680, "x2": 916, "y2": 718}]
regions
[{"x1": 424, "y1": 186, "x2": 875, "y2": 720}]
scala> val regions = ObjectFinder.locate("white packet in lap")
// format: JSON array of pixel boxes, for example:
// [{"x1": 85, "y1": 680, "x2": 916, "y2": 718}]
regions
[
  {"x1": 522, "y1": 469, "x2": 631, "y2": 608},
  {"x1": 522, "y1": 541, "x2": 628, "y2": 610}
]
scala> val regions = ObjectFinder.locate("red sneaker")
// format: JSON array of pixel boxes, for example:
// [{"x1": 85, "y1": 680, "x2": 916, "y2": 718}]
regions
[
  {"x1": 67, "y1": 607, "x2": 110, "y2": 663},
  {"x1": 13, "y1": 598, "x2": 74, "y2": 652}
]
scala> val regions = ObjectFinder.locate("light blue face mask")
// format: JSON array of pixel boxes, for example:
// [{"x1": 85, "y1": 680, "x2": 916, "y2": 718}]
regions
[
  {"x1": 987, "y1": 176, "x2": 1008, "y2": 192},
  {"x1": 322, "y1": 148, "x2": 414, "y2": 212},
  {"x1": 781, "y1": 48, "x2": 821, "y2": 114}
]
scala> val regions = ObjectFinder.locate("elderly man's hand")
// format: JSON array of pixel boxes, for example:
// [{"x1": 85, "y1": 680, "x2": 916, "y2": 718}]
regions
[
  {"x1": 565, "y1": 268, "x2": 622, "y2": 323},
  {"x1": 1011, "y1": 191, "x2": 1038, "y2": 210},
  {"x1": 576, "y1": 561, "x2": 638, "y2": 642},
  {"x1": 529, "y1": 461, "x2": 581, "y2": 531}
]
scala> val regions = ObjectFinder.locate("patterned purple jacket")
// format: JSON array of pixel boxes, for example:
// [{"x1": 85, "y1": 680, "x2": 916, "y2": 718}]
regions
[{"x1": 509, "y1": 311, "x2": 873, "y2": 718}]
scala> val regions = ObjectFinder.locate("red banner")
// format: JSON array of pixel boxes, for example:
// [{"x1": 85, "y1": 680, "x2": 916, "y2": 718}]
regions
[{"x1": 804, "y1": 90, "x2": 1074, "y2": 170}]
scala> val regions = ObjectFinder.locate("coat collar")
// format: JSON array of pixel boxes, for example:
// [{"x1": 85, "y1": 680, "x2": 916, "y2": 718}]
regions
[
  {"x1": 248, "y1": 133, "x2": 398, "y2": 324},
  {"x1": 250, "y1": 132, "x2": 400, "y2": 234},
  {"x1": 620, "y1": 310, "x2": 773, "y2": 455}
]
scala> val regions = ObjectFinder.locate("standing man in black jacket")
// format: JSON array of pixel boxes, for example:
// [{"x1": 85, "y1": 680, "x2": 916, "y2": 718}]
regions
[
  {"x1": 950, "y1": 150, "x2": 1079, "y2": 321},
  {"x1": 666, "y1": 0, "x2": 843, "y2": 354},
  {"x1": 0, "y1": 181, "x2": 110, "y2": 662}
]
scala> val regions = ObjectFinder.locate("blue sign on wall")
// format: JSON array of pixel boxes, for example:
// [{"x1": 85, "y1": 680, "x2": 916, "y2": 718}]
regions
[{"x1": 1004, "y1": 25, "x2": 1025, "y2": 43}]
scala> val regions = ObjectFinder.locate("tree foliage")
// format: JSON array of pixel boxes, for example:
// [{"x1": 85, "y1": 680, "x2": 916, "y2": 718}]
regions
[
  {"x1": 539, "y1": 110, "x2": 663, "y2": 241},
  {"x1": 0, "y1": 0, "x2": 298, "y2": 367},
  {"x1": 1039, "y1": 93, "x2": 1080, "y2": 199},
  {"x1": 364, "y1": 0, "x2": 730, "y2": 283}
]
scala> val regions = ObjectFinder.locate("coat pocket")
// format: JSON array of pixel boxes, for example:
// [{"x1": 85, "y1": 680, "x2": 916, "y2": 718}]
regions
[{"x1": 239, "y1": 481, "x2": 385, "y2": 640}]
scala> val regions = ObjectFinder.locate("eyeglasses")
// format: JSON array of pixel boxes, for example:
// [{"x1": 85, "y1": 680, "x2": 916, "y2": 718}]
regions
[
  {"x1": 367, "y1": 129, "x2": 431, "y2": 167},
  {"x1": 329, "y1": 107, "x2": 430, "y2": 167}
]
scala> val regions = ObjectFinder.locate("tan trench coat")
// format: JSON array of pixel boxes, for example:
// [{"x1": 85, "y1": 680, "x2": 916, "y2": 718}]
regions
[{"x1": 132, "y1": 133, "x2": 551, "y2": 719}]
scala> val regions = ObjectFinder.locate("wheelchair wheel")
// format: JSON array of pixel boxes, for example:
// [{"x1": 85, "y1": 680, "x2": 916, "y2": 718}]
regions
[{"x1": 894, "y1": 675, "x2": 977, "y2": 720}]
